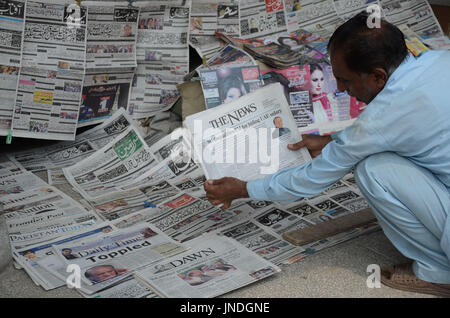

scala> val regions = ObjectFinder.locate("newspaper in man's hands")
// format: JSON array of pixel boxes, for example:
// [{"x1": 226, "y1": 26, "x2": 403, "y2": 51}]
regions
[{"x1": 184, "y1": 82, "x2": 311, "y2": 182}]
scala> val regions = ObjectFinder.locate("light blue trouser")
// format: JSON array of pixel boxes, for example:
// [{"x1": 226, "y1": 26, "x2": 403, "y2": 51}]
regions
[{"x1": 354, "y1": 152, "x2": 450, "y2": 284}]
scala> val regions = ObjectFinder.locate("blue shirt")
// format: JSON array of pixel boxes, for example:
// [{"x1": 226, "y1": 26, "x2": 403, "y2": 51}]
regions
[{"x1": 247, "y1": 50, "x2": 450, "y2": 204}]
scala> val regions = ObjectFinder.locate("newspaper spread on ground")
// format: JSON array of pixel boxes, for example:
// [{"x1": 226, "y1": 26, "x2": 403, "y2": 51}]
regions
[
  {"x1": 51, "y1": 223, "x2": 187, "y2": 292},
  {"x1": 380, "y1": 0, "x2": 444, "y2": 38},
  {"x1": 63, "y1": 125, "x2": 158, "y2": 199},
  {"x1": 78, "y1": 2, "x2": 139, "y2": 127},
  {"x1": 134, "y1": 233, "x2": 281, "y2": 298},
  {"x1": 12, "y1": 223, "x2": 114, "y2": 290},
  {"x1": 11, "y1": 0, "x2": 87, "y2": 140},
  {"x1": 129, "y1": 1, "x2": 190, "y2": 119},
  {"x1": 199, "y1": 64, "x2": 263, "y2": 108},
  {"x1": 0, "y1": 171, "x2": 48, "y2": 196},
  {"x1": 189, "y1": 0, "x2": 239, "y2": 59},
  {"x1": 213, "y1": 215, "x2": 305, "y2": 265},
  {"x1": 0, "y1": 0, "x2": 24, "y2": 136},
  {"x1": 284, "y1": 0, "x2": 344, "y2": 37},
  {"x1": 185, "y1": 82, "x2": 311, "y2": 181},
  {"x1": 239, "y1": 0, "x2": 287, "y2": 40},
  {"x1": 8, "y1": 108, "x2": 138, "y2": 172}
]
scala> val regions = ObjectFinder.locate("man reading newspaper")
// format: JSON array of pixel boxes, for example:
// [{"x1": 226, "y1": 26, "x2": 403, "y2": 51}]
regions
[{"x1": 204, "y1": 12, "x2": 450, "y2": 297}]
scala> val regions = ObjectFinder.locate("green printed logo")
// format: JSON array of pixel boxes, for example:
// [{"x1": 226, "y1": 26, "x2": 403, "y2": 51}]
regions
[{"x1": 113, "y1": 131, "x2": 143, "y2": 160}]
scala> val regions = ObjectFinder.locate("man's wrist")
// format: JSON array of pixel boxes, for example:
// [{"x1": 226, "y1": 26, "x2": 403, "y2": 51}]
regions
[{"x1": 241, "y1": 181, "x2": 249, "y2": 198}]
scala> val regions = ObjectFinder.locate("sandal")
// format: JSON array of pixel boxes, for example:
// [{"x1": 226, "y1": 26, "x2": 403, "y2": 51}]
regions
[{"x1": 381, "y1": 263, "x2": 450, "y2": 297}]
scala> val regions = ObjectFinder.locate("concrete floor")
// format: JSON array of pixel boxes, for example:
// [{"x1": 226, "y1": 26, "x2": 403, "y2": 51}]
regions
[{"x1": 0, "y1": 228, "x2": 435, "y2": 298}]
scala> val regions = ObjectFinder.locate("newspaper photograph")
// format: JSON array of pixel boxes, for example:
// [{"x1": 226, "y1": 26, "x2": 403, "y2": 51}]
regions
[
  {"x1": 63, "y1": 125, "x2": 158, "y2": 199},
  {"x1": 130, "y1": 1, "x2": 190, "y2": 119},
  {"x1": 0, "y1": 0, "x2": 24, "y2": 135},
  {"x1": 134, "y1": 233, "x2": 281, "y2": 298},
  {"x1": 184, "y1": 82, "x2": 311, "y2": 181},
  {"x1": 52, "y1": 223, "x2": 187, "y2": 290},
  {"x1": 253, "y1": 205, "x2": 315, "y2": 235},
  {"x1": 11, "y1": 0, "x2": 87, "y2": 140},
  {"x1": 239, "y1": 0, "x2": 287, "y2": 40},
  {"x1": 284, "y1": 0, "x2": 344, "y2": 37},
  {"x1": 199, "y1": 64, "x2": 263, "y2": 108},
  {"x1": 189, "y1": 0, "x2": 238, "y2": 58}
]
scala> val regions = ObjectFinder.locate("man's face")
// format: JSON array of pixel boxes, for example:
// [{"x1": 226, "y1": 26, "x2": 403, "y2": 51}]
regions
[
  {"x1": 274, "y1": 117, "x2": 283, "y2": 128},
  {"x1": 91, "y1": 266, "x2": 117, "y2": 282},
  {"x1": 330, "y1": 49, "x2": 384, "y2": 104}
]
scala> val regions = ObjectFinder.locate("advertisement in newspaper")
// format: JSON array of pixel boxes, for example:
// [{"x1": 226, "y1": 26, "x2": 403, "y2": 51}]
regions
[
  {"x1": 0, "y1": 0, "x2": 24, "y2": 135},
  {"x1": 199, "y1": 64, "x2": 263, "y2": 109},
  {"x1": 52, "y1": 223, "x2": 187, "y2": 289},
  {"x1": 185, "y1": 82, "x2": 311, "y2": 181},
  {"x1": 130, "y1": 1, "x2": 190, "y2": 119},
  {"x1": 11, "y1": 0, "x2": 87, "y2": 140},
  {"x1": 63, "y1": 125, "x2": 158, "y2": 199},
  {"x1": 134, "y1": 233, "x2": 281, "y2": 298}
]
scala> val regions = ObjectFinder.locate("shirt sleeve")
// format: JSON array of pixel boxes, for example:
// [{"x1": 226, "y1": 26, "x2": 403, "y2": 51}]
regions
[{"x1": 246, "y1": 118, "x2": 390, "y2": 204}]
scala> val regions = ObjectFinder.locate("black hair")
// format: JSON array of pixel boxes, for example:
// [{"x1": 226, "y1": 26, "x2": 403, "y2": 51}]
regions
[
  {"x1": 327, "y1": 11, "x2": 408, "y2": 75},
  {"x1": 263, "y1": 71, "x2": 291, "y2": 102},
  {"x1": 278, "y1": 36, "x2": 301, "y2": 47},
  {"x1": 309, "y1": 63, "x2": 323, "y2": 74},
  {"x1": 220, "y1": 75, "x2": 246, "y2": 101}
]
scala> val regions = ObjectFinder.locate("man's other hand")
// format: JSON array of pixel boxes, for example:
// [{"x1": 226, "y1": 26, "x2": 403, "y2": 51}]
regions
[
  {"x1": 204, "y1": 177, "x2": 249, "y2": 210},
  {"x1": 288, "y1": 134, "x2": 332, "y2": 158}
]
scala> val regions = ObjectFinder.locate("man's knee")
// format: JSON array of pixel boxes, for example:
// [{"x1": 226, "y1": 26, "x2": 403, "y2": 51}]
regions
[{"x1": 354, "y1": 152, "x2": 399, "y2": 198}]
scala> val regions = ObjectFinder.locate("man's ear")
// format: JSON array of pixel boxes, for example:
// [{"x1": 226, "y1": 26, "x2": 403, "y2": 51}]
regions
[{"x1": 371, "y1": 67, "x2": 388, "y2": 89}]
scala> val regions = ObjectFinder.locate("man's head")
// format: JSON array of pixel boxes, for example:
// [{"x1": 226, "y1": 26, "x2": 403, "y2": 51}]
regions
[
  {"x1": 327, "y1": 11, "x2": 408, "y2": 104},
  {"x1": 85, "y1": 265, "x2": 118, "y2": 283},
  {"x1": 273, "y1": 117, "x2": 283, "y2": 128},
  {"x1": 62, "y1": 248, "x2": 72, "y2": 256}
]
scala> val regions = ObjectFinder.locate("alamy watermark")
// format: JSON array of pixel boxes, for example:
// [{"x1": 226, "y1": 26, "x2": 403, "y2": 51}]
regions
[{"x1": 366, "y1": 4, "x2": 382, "y2": 29}]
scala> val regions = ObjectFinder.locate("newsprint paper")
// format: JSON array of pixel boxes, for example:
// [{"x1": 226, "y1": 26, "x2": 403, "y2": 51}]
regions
[
  {"x1": 184, "y1": 82, "x2": 311, "y2": 181},
  {"x1": 134, "y1": 233, "x2": 281, "y2": 298}
]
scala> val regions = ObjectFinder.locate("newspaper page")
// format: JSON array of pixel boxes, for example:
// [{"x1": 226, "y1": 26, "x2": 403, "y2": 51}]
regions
[
  {"x1": 184, "y1": 82, "x2": 311, "y2": 181},
  {"x1": 0, "y1": 171, "x2": 48, "y2": 195},
  {"x1": 284, "y1": 0, "x2": 344, "y2": 37},
  {"x1": 134, "y1": 233, "x2": 281, "y2": 298},
  {"x1": 82, "y1": 277, "x2": 159, "y2": 298},
  {"x1": 333, "y1": 0, "x2": 381, "y2": 21},
  {"x1": 11, "y1": 0, "x2": 88, "y2": 140},
  {"x1": 77, "y1": 2, "x2": 139, "y2": 127},
  {"x1": 63, "y1": 125, "x2": 158, "y2": 199},
  {"x1": 214, "y1": 216, "x2": 305, "y2": 265},
  {"x1": 52, "y1": 223, "x2": 187, "y2": 290},
  {"x1": 0, "y1": 0, "x2": 24, "y2": 135},
  {"x1": 261, "y1": 63, "x2": 362, "y2": 133},
  {"x1": 79, "y1": 67, "x2": 135, "y2": 127},
  {"x1": 7, "y1": 108, "x2": 137, "y2": 173},
  {"x1": 189, "y1": 0, "x2": 239, "y2": 59},
  {"x1": 239, "y1": 0, "x2": 288, "y2": 40},
  {"x1": 199, "y1": 64, "x2": 263, "y2": 109},
  {"x1": 0, "y1": 154, "x2": 23, "y2": 176},
  {"x1": 129, "y1": 1, "x2": 190, "y2": 119},
  {"x1": 141, "y1": 193, "x2": 257, "y2": 242},
  {"x1": 380, "y1": 0, "x2": 444, "y2": 38}
]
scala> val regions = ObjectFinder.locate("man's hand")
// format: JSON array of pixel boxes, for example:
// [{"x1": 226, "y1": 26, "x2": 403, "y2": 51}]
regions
[
  {"x1": 204, "y1": 177, "x2": 249, "y2": 210},
  {"x1": 288, "y1": 134, "x2": 332, "y2": 158}
]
